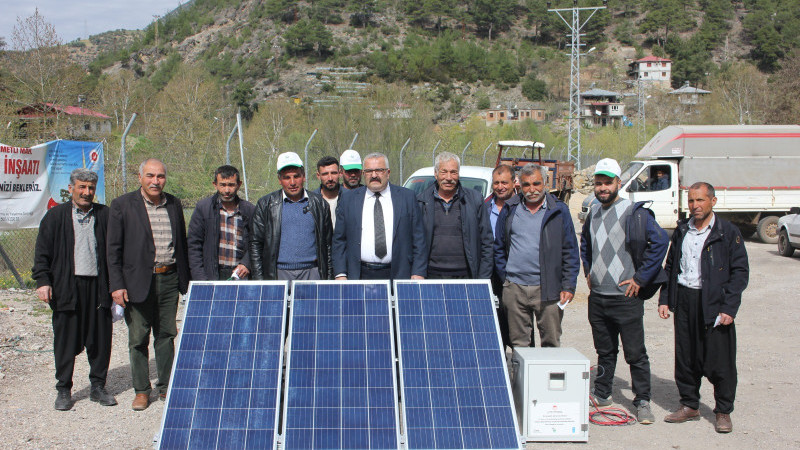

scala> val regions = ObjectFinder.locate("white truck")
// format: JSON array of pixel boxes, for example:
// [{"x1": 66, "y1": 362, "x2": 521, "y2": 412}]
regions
[{"x1": 579, "y1": 125, "x2": 800, "y2": 243}]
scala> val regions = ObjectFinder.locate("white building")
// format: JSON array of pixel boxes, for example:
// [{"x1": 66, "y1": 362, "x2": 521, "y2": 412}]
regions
[{"x1": 628, "y1": 56, "x2": 672, "y2": 88}]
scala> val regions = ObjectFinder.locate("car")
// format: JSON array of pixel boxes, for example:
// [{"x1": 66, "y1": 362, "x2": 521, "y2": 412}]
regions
[
  {"x1": 578, "y1": 194, "x2": 599, "y2": 223},
  {"x1": 402, "y1": 166, "x2": 495, "y2": 200},
  {"x1": 778, "y1": 207, "x2": 800, "y2": 256}
]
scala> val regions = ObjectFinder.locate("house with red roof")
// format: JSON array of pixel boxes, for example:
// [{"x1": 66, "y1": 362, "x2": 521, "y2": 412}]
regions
[
  {"x1": 16, "y1": 102, "x2": 112, "y2": 139},
  {"x1": 628, "y1": 56, "x2": 672, "y2": 88}
]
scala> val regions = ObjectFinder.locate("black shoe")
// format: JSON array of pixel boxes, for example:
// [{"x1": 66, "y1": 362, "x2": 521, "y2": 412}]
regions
[
  {"x1": 90, "y1": 386, "x2": 118, "y2": 406},
  {"x1": 55, "y1": 390, "x2": 73, "y2": 411}
]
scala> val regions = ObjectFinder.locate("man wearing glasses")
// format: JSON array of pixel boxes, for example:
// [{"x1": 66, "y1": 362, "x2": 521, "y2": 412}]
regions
[{"x1": 332, "y1": 152, "x2": 427, "y2": 280}]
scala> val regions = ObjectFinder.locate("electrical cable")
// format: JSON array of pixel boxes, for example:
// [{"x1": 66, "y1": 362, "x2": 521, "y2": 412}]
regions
[
  {"x1": 589, "y1": 396, "x2": 637, "y2": 426},
  {"x1": 588, "y1": 364, "x2": 637, "y2": 426}
]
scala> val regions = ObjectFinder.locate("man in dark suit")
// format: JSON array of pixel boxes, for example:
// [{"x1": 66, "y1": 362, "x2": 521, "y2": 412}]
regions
[
  {"x1": 33, "y1": 168, "x2": 117, "y2": 410},
  {"x1": 332, "y1": 152, "x2": 427, "y2": 280},
  {"x1": 187, "y1": 165, "x2": 255, "y2": 280},
  {"x1": 107, "y1": 158, "x2": 190, "y2": 411}
]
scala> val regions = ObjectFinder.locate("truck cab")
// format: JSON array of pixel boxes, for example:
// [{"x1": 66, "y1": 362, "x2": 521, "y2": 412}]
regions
[
  {"x1": 621, "y1": 160, "x2": 680, "y2": 230},
  {"x1": 579, "y1": 160, "x2": 679, "y2": 230}
]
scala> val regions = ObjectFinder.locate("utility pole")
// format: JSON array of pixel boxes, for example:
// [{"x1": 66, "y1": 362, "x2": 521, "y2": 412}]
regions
[
  {"x1": 548, "y1": 0, "x2": 606, "y2": 170},
  {"x1": 637, "y1": 77, "x2": 646, "y2": 149}
]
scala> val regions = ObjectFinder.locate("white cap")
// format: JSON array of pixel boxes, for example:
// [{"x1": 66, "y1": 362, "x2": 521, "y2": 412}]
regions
[
  {"x1": 340, "y1": 149, "x2": 362, "y2": 170},
  {"x1": 277, "y1": 152, "x2": 303, "y2": 171},
  {"x1": 594, "y1": 158, "x2": 621, "y2": 179}
]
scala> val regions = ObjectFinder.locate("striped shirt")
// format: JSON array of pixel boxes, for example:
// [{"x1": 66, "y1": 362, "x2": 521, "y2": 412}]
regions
[
  {"x1": 218, "y1": 204, "x2": 245, "y2": 268},
  {"x1": 72, "y1": 205, "x2": 98, "y2": 276},
  {"x1": 141, "y1": 190, "x2": 175, "y2": 267}
]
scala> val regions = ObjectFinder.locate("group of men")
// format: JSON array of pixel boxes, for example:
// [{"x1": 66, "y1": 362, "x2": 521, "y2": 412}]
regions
[{"x1": 32, "y1": 150, "x2": 748, "y2": 435}]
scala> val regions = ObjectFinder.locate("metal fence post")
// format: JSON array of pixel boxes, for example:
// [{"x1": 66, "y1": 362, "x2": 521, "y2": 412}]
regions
[
  {"x1": 304, "y1": 129, "x2": 318, "y2": 175},
  {"x1": 225, "y1": 123, "x2": 238, "y2": 165},
  {"x1": 460, "y1": 141, "x2": 471, "y2": 164},
  {"x1": 481, "y1": 142, "x2": 493, "y2": 166},
  {"x1": 398, "y1": 138, "x2": 411, "y2": 182},
  {"x1": 236, "y1": 110, "x2": 248, "y2": 201},
  {"x1": 120, "y1": 113, "x2": 137, "y2": 193}
]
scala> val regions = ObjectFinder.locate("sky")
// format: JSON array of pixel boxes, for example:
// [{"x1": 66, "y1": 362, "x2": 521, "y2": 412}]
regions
[{"x1": 1, "y1": 1, "x2": 189, "y2": 47}]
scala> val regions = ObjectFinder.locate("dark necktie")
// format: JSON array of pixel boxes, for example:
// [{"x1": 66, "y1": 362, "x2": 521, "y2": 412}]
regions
[{"x1": 374, "y1": 192, "x2": 387, "y2": 259}]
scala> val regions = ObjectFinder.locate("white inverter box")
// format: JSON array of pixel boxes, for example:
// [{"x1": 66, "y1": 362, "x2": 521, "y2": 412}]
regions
[{"x1": 511, "y1": 347, "x2": 590, "y2": 442}]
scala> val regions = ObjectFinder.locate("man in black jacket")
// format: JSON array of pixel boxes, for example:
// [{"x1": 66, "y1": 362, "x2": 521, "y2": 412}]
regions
[
  {"x1": 188, "y1": 165, "x2": 255, "y2": 280},
  {"x1": 250, "y1": 152, "x2": 332, "y2": 280},
  {"x1": 494, "y1": 164, "x2": 580, "y2": 348},
  {"x1": 418, "y1": 152, "x2": 493, "y2": 279},
  {"x1": 33, "y1": 168, "x2": 116, "y2": 410},
  {"x1": 107, "y1": 158, "x2": 190, "y2": 411},
  {"x1": 659, "y1": 182, "x2": 749, "y2": 433}
]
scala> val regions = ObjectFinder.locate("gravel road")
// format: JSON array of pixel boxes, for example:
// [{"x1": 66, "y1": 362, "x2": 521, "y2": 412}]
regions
[{"x1": 1, "y1": 193, "x2": 798, "y2": 449}]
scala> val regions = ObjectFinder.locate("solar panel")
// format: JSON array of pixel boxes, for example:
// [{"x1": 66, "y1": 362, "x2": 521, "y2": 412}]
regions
[
  {"x1": 282, "y1": 281, "x2": 400, "y2": 450},
  {"x1": 158, "y1": 281, "x2": 289, "y2": 450},
  {"x1": 394, "y1": 281, "x2": 522, "y2": 450}
]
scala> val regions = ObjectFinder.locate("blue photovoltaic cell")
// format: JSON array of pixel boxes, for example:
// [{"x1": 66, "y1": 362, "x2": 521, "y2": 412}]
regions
[
  {"x1": 283, "y1": 282, "x2": 400, "y2": 450},
  {"x1": 395, "y1": 281, "x2": 521, "y2": 450},
  {"x1": 158, "y1": 282, "x2": 288, "y2": 450}
]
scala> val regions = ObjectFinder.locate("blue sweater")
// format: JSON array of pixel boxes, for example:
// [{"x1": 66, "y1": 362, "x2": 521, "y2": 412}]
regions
[{"x1": 277, "y1": 198, "x2": 317, "y2": 269}]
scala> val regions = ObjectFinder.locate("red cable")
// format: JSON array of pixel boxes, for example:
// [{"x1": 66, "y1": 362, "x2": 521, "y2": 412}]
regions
[{"x1": 588, "y1": 396, "x2": 637, "y2": 426}]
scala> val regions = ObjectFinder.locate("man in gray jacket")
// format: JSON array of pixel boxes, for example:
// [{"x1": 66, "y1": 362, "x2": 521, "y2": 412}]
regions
[{"x1": 417, "y1": 152, "x2": 493, "y2": 279}]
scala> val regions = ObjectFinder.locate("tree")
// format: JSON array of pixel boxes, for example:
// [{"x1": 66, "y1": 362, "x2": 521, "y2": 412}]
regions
[
  {"x1": 348, "y1": 0, "x2": 377, "y2": 28},
  {"x1": 469, "y1": 0, "x2": 515, "y2": 40},
  {"x1": 283, "y1": 19, "x2": 333, "y2": 57},
  {"x1": 704, "y1": 62, "x2": 768, "y2": 125},
  {"x1": 96, "y1": 69, "x2": 144, "y2": 129},
  {"x1": 521, "y1": 74, "x2": 547, "y2": 101},
  {"x1": 3, "y1": 8, "x2": 82, "y2": 134},
  {"x1": 639, "y1": 0, "x2": 695, "y2": 47},
  {"x1": 765, "y1": 51, "x2": 800, "y2": 125}
]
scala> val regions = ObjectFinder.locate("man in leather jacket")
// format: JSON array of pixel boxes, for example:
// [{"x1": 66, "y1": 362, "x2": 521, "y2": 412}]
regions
[{"x1": 250, "y1": 152, "x2": 332, "y2": 280}]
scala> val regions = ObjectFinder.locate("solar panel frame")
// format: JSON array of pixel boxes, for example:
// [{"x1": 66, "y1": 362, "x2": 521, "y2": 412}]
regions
[
  {"x1": 282, "y1": 281, "x2": 402, "y2": 450},
  {"x1": 157, "y1": 281, "x2": 289, "y2": 450},
  {"x1": 393, "y1": 280, "x2": 523, "y2": 450}
]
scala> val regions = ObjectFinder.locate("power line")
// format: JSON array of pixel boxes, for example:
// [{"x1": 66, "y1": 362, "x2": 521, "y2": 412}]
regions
[{"x1": 548, "y1": 0, "x2": 607, "y2": 170}]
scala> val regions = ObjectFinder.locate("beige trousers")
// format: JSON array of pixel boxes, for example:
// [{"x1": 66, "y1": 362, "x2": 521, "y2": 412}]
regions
[{"x1": 502, "y1": 281, "x2": 563, "y2": 347}]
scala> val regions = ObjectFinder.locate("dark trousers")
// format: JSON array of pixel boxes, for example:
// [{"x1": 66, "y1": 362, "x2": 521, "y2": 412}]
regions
[
  {"x1": 52, "y1": 276, "x2": 112, "y2": 391},
  {"x1": 492, "y1": 274, "x2": 511, "y2": 348},
  {"x1": 674, "y1": 286, "x2": 737, "y2": 414},
  {"x1": 360, "y1": 263, "x2": 391, "y2": 280},
  {"x1": 124, "y1": 271, "x2": 179, "y2": 395},
  {"x1": 588, "y1": 292, "x2": 651, "y2": 403},
  {"x1": 218, "y1": 266, "x2": 235, "y2": 281}
]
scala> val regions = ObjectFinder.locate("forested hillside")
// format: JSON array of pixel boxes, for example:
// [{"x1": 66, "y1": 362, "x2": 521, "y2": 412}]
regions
[
  {"x1": 2, "y1": 0, "x2": 800, "y2": 204},
  {"x1": 79, "y1": 0, "x2": 800, "y2": 103}
]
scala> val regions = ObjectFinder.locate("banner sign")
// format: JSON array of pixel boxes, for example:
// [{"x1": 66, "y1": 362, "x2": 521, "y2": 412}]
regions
[{"x1": 0, "y1": 140, "x2": 104, "y2": 230}]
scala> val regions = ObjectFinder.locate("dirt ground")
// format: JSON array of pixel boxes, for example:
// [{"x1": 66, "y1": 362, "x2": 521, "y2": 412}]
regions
[{"x1": 1, "y1": 192, "x2": 799, "y2": 449}]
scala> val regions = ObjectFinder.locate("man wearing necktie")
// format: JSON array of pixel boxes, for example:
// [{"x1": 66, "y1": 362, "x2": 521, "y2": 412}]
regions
[{"x1": 332, "y1": 152, "x2": 427, "y2": 280}]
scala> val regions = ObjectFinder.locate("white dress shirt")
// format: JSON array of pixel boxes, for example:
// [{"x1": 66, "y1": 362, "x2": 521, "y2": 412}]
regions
[
  {"x1": 678, "y1": 213, "x2": 715, "y2": 289},
  {"x1": 360, "y1": 185, "x2": 394, "y2": 264}
]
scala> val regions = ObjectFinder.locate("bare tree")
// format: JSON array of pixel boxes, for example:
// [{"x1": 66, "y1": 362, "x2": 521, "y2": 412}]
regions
[
  {"x1": 705, "y1": 62, "x2": 768, "y2": 125},
  {"x1": 3, "y1": 9, "x2": 82, "y2": 136}
]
